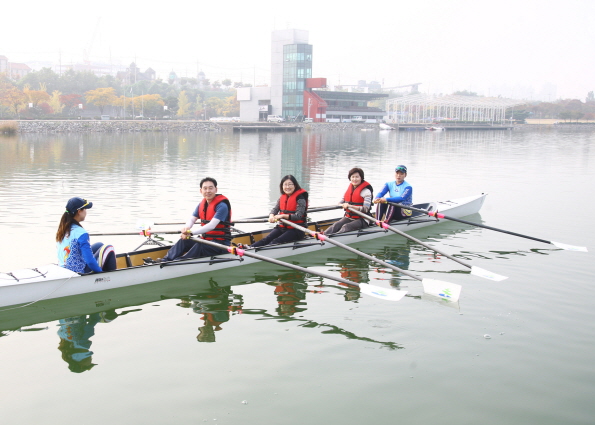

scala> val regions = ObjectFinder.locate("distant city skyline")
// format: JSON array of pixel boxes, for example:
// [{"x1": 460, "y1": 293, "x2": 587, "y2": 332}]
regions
[{"x1": 3, "y1": 0, "x2": 592, "y2": 101}]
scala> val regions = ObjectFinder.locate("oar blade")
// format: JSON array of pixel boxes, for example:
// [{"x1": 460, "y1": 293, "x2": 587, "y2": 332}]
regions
[
  {"x1": 471, "y1": 266, "x2": 508, "y2": 281},
  {"x1": 421, "y1": 279, "x2": 462, "y2": 302},
  {"x1": 359, "y1": 284, "x2": 407, "y2": 301},
  {"x1": 551, "y1": 241, "x2": 588, "y2": 252}
]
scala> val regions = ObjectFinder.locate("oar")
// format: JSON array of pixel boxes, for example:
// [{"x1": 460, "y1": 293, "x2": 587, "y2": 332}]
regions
[
  {"x1": 153, "y1": 218, "x2": 269, "y2": 225},
  {"x1": 188, "y1": 238, "x2": 406, "y2": 302},
  {"x1": 89, "y1": 230, "x2": 181, "y2": 236},
  {"x1": 388, "y1": 202, "x2": 588, "y2": 252},
  {"x1": 346, "y1": 207, "x2": 507, "y2": 281},
  {"x1": 153, "y1": 205, "x2": 343, "y2": 225},
  {"x1": 278, "y1": 218, "x2": 463, "y2": 302}
]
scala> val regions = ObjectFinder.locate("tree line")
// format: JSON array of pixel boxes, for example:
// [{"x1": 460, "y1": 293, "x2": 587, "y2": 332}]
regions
[{"x1": 0, "y1": 68, "x2": 242, "y2": 119}]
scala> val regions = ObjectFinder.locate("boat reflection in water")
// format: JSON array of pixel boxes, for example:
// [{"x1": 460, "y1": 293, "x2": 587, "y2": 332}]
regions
[{"x1": 0, "y1": 214, "x2": 531, "y2": 371}]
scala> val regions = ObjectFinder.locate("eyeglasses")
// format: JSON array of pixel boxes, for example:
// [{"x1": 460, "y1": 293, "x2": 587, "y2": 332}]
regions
[
  {"x1": 77, "y1": 200, "x2": 90, "y2": 211},
  {"x1": 283, "y1": 182, "x2": 295, "y2": 187}
]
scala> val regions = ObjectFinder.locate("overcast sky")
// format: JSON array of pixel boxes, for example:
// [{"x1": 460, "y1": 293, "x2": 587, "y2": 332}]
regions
[{"x1": 3, "y1": 0, "x2": 593, "y2": 100}]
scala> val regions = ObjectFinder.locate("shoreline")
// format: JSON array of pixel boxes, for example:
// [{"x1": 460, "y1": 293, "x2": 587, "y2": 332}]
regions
[{"x1": 5, "y1": 120, "x2": 595, "y2": 134}]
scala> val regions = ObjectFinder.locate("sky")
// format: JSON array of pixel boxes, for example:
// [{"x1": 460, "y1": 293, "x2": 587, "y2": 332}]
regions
[{"x1": 3, "y1": 0, "x2": 594, "y2": 100}]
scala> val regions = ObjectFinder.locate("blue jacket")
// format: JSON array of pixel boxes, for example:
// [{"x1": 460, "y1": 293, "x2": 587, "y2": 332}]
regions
[
  {"x1": 57, "y1": 225, "x2": 102, "y2": 273},
  {"x1": 375, "y1": 180, "x2": 413, "y2": 205}
]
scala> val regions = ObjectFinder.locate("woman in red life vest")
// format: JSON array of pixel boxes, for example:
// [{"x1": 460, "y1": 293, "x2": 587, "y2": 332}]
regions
[
  {"x1": 251, "y1": 175, "x2": 308, "y2": 247},
  {"x1": 324, "y1": 167, "x2": 373, "y2": 235}
]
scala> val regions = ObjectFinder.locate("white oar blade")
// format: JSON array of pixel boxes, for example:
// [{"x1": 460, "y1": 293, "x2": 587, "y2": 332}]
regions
[
  {"x1": 471, "y1": 266, "x2": 508, "y2": 281},
  {"x1": 359, "y1": 284, "x2": 407, "y2": 301},
  {"x1": 551, "y1": 241, "x2": 588, "y2": 252},
  {"x1": 422, "y1": 279, "x2": 462, "y2": 303}
]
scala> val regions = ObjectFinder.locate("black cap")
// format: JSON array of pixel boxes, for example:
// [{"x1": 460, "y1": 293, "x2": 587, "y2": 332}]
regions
[{"x1": 65, "y1": 197, "x2": 93, "y2": 215}]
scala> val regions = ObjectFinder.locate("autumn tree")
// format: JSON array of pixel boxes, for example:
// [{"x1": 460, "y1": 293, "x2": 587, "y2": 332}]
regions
[
  {"x1": 60, "y1": 94, "x2": 84, "y2": 115},
  {"x1": 125, "y1": 94, "x2": 164, "y2": 117},
  {"x1": 85, "y1": 87, "x2": 118, "y2": 114},
  {"x1": 177, "y1": 91, "x2": 191, "y2": 118},
  {"x1": 23, "y1": 85, "x2": 50, "y2": 107},
  {"x1": 48, "y1": 90, "x2": 65, "y2": 115},
  {"x1": 0, "y1": 76, "x2": 26, "y2": 117}
]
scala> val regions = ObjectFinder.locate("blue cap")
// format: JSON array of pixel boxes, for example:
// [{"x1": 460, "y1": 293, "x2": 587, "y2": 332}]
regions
[
  {"x1": 395, "y1": 165, "x2": 407, "y2": 173},
  {"x1": 65, "y1": 197, "x2": 93, "y2": 215}
]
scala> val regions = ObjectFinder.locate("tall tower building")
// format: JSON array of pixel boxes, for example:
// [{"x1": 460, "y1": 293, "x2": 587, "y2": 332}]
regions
[{"x1": 271, "y1": 29, "x2": 312, "y2": 120}]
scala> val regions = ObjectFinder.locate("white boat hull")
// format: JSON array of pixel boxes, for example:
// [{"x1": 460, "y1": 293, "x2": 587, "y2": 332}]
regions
[{"x1": 0, "y1": 194, "x2": 486, "y2": 308}]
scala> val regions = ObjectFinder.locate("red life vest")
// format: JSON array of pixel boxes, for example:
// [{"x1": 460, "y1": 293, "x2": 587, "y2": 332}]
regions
[
  {"x1": 278, "y1": 189, "x2": 308, "y2": 228},
  {"x1": 198, "y1": 194, "x2": 232, "y2": 241},
  {"x1": 343, "y1": 181, "x2": 372, "y2": 219}
]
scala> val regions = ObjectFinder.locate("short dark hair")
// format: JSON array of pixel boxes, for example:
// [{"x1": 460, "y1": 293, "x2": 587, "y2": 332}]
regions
[
  {"x1": 279, "y1": 175, "x2": 301, "y2": 194},
  {"x1": 348, "y1": 167, "x2": 364, "y2": 180},
  {"x1": 200, "y1": 177, "x2": 217, "y2": 188}
]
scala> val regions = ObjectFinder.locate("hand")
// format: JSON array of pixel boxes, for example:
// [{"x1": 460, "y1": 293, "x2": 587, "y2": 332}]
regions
[
  {"x1": 268, "y1": 214, "x2": 276, "y2": 223},
  {"x1": 373, "y1": 198, "x2": 386, "y2": 204},
  {"x1": 342, "y1": 203, "x2": 351, "y2": 210},
  {"x1": 181, "y1": 227, "x2": 192, "y2": 239}
]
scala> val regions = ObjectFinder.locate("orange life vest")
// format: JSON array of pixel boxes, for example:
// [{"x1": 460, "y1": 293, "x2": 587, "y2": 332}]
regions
[
  {"x1": 278, "y1": 189, "x2": 308, "y2": 228},
  {"x1": 343, "y1": 181, "x2": 372, "y2": 219},
  {"x1": 198, "y1": 194, "x2": 232, "y2": 241}
]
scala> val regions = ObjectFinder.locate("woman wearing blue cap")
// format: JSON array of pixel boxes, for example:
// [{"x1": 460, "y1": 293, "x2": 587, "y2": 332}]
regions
[
  {"x1": 56, "y1": 197, "x2": 116, "y2": 273},
  {"x1": 373, "y1": 165, "x2": 413, "y2": 223}
]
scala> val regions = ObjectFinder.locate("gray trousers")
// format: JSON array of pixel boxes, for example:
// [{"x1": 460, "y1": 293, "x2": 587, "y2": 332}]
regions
[{"x1": 324, "y1": 217, "x2": 369, "y2": 235}]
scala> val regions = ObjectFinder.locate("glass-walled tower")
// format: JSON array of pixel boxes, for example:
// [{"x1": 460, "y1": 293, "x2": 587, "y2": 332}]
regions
[
  {"x1": 282, "y1": 44, "x2": 312, "y2": 120},
  {"x1": 271, "y1": 29, "x2": 311, "y2": 121}
]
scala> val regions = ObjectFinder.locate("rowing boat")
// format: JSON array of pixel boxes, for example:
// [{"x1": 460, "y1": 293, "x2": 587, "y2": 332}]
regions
[{"x1": 0, "y1": 193, "x2": 487, "y2": 308}]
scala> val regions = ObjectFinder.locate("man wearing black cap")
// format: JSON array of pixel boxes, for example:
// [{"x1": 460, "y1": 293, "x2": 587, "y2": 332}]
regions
[{"x1": 373, "y1": 165, "x2": 413, "y2": 223}]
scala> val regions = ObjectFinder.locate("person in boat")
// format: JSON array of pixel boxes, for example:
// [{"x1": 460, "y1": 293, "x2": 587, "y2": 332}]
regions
[
  {"x1": 373, "y1": 165, "x2": 413, "y2": 223},
  {"x1": 324, "y1": 167, "x2": 373, "y2": 235},
  {"x1": 250, "y1": 175, "x2": 308, "y2": 248},
  {"x1": 56, "y1": 197, "x2": 116, "y2": 274},
  {"x1": 151, "y1": 177, "x2": 232, "y2": 262}
]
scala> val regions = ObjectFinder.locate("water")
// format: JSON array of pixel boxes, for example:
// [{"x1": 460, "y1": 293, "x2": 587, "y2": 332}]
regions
[{"x1": 1, "y1": 128, "x2": 594, "y2": 424}]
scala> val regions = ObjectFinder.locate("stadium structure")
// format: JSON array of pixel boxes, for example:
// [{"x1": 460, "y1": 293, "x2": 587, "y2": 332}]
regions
[{"x1": 385, "y1": 94, "x2": 524, "y2": 124}]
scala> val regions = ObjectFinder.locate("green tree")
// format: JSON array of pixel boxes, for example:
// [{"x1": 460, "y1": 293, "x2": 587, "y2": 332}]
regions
[
  {"x1": 17, "y1": 67, "x2": 60, "y2": 93},
  {"x1": 222, "y1": 79, "x2": 232, "y2": 89}
]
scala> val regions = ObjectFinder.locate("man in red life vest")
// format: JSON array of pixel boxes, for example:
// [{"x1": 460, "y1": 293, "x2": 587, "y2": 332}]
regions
[{"x1": 147, "y1": 177, "x2": 232, "y2": 263}]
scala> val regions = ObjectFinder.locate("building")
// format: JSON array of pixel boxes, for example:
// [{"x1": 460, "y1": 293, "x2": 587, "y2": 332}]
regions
[
  {"x1": 238, "y1": 29, "x2": 387, "y2": 122},
  {"x1": 0, "y1": 55, "x2": 8, "y2": 74},
  {"x1": 116, "y1": 62, "x2": 156, "y2": 85},
  {"x1": 7, "y1": 62, "x2": 31, "y2": 80}
]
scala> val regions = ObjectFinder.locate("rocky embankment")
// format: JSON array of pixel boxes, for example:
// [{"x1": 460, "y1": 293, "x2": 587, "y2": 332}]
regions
[{"x1": 16, "y1": 120, "x2": 223, "y2": 133}]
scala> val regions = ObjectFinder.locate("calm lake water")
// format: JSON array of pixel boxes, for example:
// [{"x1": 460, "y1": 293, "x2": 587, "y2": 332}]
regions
[{"x1": 1, "y1": 127, "x2": 594, "y2": 425}]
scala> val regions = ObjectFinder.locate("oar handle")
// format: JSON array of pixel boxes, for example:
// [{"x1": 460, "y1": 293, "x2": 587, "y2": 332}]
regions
[
  {"x1": 278, "y1": 219, "x2": 421, "y2": 281},
  {"x1": 346, "y1": 207, "x2": 472, "y2": 269},
  {"x1": 388, "y1": 202, "x2": 553, "y2": 245},
  {"x1": 192, "y1": 238, "x2": 361, "y2": 287}
]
